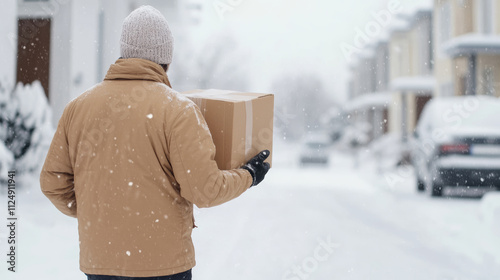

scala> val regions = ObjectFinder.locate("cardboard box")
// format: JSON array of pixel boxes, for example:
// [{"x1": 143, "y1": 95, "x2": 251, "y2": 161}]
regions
[{"x1": 183, "y1": 89, "x2": 274, "y2": 170}]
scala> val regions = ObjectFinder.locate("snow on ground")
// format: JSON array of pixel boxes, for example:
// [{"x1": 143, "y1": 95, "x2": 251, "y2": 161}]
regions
[
  {"x1": 193, "y1": 141, "x2": 500, "y2": 280},
  {"x1": 1, "y1": 139, "x2": 500, "y2": 280},
  {"x1": 0, "y1": 175, "x2": 81, "y2": 280}
]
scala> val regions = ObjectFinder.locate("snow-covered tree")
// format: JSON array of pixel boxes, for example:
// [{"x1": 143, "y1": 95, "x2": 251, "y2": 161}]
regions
[
  {"x1": 193, "y1": 32, "x2": 250, "y2": 91},
  {"x1": 0, "y1": 79, "x2": 54, "y2": 185},
  {"x1": 271, "y1": 73, "x2": 332, "y2": 140}
]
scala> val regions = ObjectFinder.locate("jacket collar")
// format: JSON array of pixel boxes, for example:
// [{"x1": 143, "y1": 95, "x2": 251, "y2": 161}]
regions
[{"x1": 104, "y1": 58, "x2": 172, "y2": 88}]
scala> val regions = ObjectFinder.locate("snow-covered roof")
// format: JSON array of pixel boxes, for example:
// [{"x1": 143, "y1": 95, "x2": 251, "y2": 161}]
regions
[
  {"x1": 358, "y1": 48, "x2": 376, "y2": 59},
  {"x1": 344, "y1": 92, "x2": 392, "y2": 111},
  {"x1": 389, "y1": 17, "x2": 411, "y2": 33},
  {"x1": 349, "y1": 41, "x2": 385, "y2": 65},
  {"x1": 347, "y1": 5, "x2": 432, "y2": 62},
  {"x1": 407, "y1": 8, "x2": 433, "y2": 26},
  {"x1": 389, "y1": 6, "x2": 432, "y2": 35},
  {"x1": 442, "y1": 33, "x2": 500, "y2": 57},
  {"x1": 376, "y1": 32, "x2": 390, "y2": 44},
  {"x1": 390, "y1": 76, "x2": 435, "y2": 93}
]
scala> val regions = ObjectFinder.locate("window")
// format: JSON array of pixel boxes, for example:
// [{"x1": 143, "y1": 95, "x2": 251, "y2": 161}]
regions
[{"x1": 481, "y1": 67, "x2": 495, "y2": 96}]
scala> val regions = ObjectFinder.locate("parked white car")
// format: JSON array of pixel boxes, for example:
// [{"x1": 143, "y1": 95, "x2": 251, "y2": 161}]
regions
[
  {"x1": 411, "y1": 96, "x2": 500, "y2": 196},
  {"x1": 299, "y1": 133, "x2": 331, "y2": 165}
]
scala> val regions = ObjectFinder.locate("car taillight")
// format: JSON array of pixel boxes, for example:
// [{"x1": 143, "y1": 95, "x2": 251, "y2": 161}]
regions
[{"x1": 439, "y1": 144, "x2": 470, "y2": 155}]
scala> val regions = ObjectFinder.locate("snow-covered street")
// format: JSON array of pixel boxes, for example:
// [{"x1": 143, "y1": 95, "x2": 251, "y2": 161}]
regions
[
  {"x1": 4, "y1": 1, "x2": 500, "y2": 280},
  {"x1": 192, "y1": 143, "x2": 500, "y2": 280},
  {"x1": 1, "y1": 141, "x2": 500, "y2": 280}
]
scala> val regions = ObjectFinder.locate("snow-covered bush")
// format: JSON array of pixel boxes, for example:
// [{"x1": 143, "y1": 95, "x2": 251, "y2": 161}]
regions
[
  {"x1": 0, "y1": 141, "x2": 14, "y2": 181},
  {"x1": 0, "y1": 79, "x2": 54, "y2": 185},
  {"x1": 336, "y1": 121, "x2": 371, "y2": 151},
  {"x1": 366, "y1": 132, "x2": 406, "y2": 169}
]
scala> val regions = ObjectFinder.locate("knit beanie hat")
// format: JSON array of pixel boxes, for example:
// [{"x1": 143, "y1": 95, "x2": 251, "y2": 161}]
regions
[{"x1": 120, "y1": 5, "x2": 174, "y2": 65}]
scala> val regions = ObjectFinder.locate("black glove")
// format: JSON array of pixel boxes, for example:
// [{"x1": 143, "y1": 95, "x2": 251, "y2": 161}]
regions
[{"x1": 241, "y1": 150, "x2": 271, "y2": 187}]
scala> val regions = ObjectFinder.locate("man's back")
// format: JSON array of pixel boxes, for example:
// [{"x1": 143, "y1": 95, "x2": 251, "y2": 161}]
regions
[{"x1": 40, "y1": 58, "x2": 253, "y2": 277}]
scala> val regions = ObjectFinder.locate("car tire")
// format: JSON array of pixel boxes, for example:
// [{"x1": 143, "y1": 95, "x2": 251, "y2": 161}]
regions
[
  {"x1": 431, "y1": 183, "x2": 443, "y2": 197},
  {"x1": 417, "y1": 178, "x2": 425, "y2": 192}
]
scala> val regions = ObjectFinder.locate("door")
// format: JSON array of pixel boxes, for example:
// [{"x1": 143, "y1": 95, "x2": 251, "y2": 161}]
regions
[
  {"x1": 382, "y1": 108, "x2": 389, "y2": 134},
  {"x1": 458, "y1": 75, "x2": 467, "y2": 96},
  {"x1": 415, "y1": 95, "x2": 432, "y2": 125},
  {"x1": 16, "y1": 18, "x2": 51, "y2": 99}
]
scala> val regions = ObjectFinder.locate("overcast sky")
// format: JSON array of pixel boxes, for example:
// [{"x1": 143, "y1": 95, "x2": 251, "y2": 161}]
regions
[{"x1": 191, "y1": 0, "x2": 433, "y2": 103}]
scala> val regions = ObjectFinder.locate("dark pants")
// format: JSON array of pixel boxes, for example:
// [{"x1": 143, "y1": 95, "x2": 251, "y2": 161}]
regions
[{"x1": 86, "y1": 269, "x2": 192, "y2": 280}]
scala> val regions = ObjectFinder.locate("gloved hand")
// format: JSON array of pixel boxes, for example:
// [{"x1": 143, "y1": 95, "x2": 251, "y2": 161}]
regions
[{"x1": 241, "y1": 150, "x2": 271, "y2": 187}]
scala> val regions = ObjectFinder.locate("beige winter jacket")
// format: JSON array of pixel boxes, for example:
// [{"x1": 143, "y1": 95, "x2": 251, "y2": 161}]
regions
[{"x1": 40, "y1": 58, "x2": 253, "y2": 277}]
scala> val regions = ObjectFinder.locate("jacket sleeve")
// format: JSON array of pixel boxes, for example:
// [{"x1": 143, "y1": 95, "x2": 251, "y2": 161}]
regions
[
  {"x1": 40, "y1": 105, "x2": 77, "y2": 218},
  {"x1": 169, "y1": 102, "x2": 253, "y2": 208}
]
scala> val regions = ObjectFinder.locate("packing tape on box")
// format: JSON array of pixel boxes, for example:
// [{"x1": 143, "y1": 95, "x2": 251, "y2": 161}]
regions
[
  {"x1": 245, "y1": 100, "x2": 253, "y2": 156},
  {"x1": 186, "y1": 90, "x2": 255, "y2": 102},
  {"x1": 186, "y1": 91, "x2": 254, "y2": 158}
]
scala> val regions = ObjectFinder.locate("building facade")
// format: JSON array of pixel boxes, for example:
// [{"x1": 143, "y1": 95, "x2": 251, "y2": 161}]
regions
[
  {"x1": 1, "y1": 0, "x2": 203, "y2": 125},
  {"x1": 389, "y1": 10, "x2": 434, "y2": 142},
  {"x1": 346, "y1": 45, "x2": 391, "y2": 143},
  {"x1": 346, "y1": 9, "x2": 434, "y2": 144},
  {"x1": 434, "y1": 0, "x2": 500, "y2": 97}
]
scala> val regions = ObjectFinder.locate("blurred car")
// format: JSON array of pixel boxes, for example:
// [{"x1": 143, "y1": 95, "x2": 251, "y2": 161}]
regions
[
  {"x1": 411, "y1": 96, "x2": 500, "y2": 196},
  {"x1": 299, "y1": 133, "x2": 331, "y2": 165}
]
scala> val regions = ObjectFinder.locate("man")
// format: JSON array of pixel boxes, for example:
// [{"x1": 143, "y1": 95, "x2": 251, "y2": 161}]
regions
[{"x1": 40, "y1": 6, "x2": 270, "y2": 280}]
